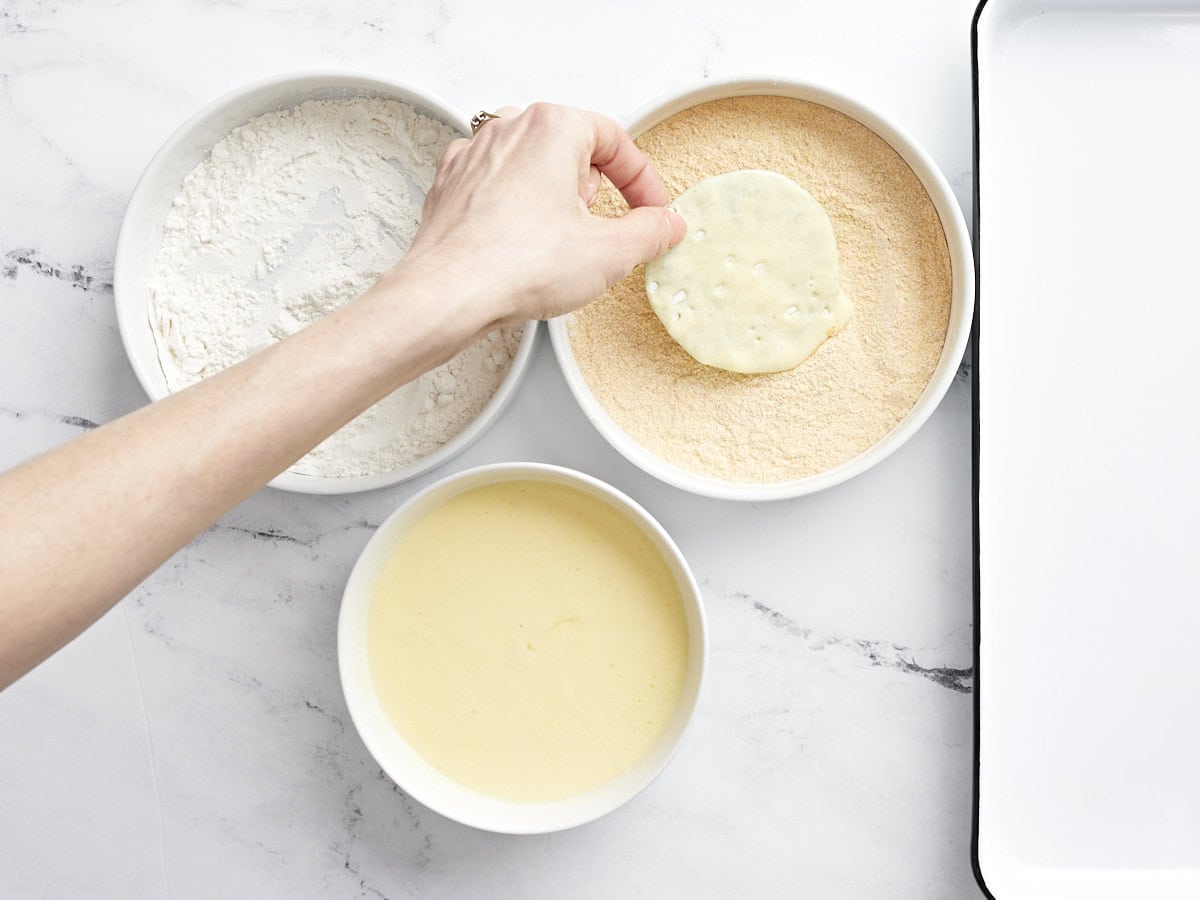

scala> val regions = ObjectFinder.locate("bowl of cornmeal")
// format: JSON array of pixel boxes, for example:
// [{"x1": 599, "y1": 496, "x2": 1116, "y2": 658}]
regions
[
  {"x1": 338, "y1": 463, "x2": 706, "y2": 833},
  {"x1": 549, "y1": 78, "x2": 974, "y2": 501}
]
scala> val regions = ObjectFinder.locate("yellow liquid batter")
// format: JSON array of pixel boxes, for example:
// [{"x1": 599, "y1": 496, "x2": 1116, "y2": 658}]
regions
[{"x1": 368, "y1": 479, "x2": 691, "y2": 803}]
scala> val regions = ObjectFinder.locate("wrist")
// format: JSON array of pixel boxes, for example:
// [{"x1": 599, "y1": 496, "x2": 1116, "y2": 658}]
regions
[{"x1": 384, "y1": 246, "x2": 516, "y2": 337}]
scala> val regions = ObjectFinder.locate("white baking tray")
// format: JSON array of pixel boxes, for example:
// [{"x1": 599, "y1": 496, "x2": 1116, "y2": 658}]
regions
[{"x1": 973, "y1": 1, "x2": 1200, "y2": 897}]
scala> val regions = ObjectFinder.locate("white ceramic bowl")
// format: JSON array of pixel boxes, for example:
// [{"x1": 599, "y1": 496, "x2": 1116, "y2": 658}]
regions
[
  {"x1": 337, "y1": 462, "x2": 707, "y2": 834},
  {"x1": 113, "y1": 72, "x2": 537, "y2": 494},
  {"x1": 549, "y1": 77, "x2": 975, "y2": 502}
]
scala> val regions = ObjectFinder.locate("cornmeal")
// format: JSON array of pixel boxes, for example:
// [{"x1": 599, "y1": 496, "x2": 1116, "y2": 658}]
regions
[
  {"x1": 568, "y1": 96, "x2": 953, "y2": 483},
  {"x1": 368, "y1": 480, "x2": 690, "y2": 803}
]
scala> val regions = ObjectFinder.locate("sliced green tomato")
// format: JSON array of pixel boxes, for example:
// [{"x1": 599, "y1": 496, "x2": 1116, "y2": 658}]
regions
[{"x1": 645, "y1": 169, "x2": 852, "y2": 374}]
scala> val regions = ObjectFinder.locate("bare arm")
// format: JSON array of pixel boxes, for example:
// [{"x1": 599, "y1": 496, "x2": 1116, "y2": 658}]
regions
[{"x1": 0, "y1": 103, "x2": 685, "y2": 688}]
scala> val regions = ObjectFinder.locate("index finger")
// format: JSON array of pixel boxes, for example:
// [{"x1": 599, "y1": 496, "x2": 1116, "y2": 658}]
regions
[{"x1": 583, "y1": 110, "x2": 669, "y2": 210}]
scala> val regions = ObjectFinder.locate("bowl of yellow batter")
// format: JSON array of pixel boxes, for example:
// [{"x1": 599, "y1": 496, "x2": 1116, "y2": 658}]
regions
[{"x1": 338, "y1": 463, "x2": 706, "y2": 833}]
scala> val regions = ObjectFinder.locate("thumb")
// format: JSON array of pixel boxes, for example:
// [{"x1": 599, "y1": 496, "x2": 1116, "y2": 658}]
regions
[{"x1": 590, "y1": 206, "x2": 687, "y2": 284}]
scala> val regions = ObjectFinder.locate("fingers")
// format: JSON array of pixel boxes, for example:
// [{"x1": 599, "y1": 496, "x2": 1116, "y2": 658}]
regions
[
  {"x1": 450, "y1": 104, "x2": 665, "y2": 215},
  {"x1": 582, "y1": 110, "x2": 669, "y2": 210},
  {"x1": 665, "y1": 208, "x2": 687, "y2": 246},
  {"x1": 590, "y1": 206, "x2": 687, "y2": 284},
  {"x1": 412, "y1": 100, "x2": 694, "y2": 325}
]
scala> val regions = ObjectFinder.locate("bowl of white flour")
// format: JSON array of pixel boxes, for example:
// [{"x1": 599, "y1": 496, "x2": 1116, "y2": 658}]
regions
[{"x1": 114, "y1": 73, "x2": 535, "y2": 493}]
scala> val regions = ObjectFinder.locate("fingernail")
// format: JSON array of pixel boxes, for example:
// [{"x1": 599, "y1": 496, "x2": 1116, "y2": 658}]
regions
[{"x1": 666, "y1": 209, "x2": 687, "y2": 246}]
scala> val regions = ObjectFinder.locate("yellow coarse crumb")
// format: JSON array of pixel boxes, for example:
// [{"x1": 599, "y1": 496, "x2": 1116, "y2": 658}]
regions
[{"x1": 567, "y1": 95, "x2": 953, "y2": 483}]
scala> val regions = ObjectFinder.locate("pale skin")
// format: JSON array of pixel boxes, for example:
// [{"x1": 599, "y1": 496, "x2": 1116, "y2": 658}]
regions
[{"x1": 0, "y1": 103, "x2": 686, "y2": 689}]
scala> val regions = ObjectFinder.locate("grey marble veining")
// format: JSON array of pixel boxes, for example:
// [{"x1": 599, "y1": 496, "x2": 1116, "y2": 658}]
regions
[{"x1": 0, "y1": 1, "x2": 983, "y2": 897}]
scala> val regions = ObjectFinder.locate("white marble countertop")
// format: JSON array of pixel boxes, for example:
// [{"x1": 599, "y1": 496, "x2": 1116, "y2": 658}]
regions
[{"x1": 0, "y1": 1, "x2": 982, "y2": 896}]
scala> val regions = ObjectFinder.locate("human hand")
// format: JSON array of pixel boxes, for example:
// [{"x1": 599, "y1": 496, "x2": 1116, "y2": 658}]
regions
[
  {"x1": 401, "y1": 103, "x2": 687, "y2": 327},
  {"x1": 0, "y1": 107, "x2": 681, "y2": 690}
]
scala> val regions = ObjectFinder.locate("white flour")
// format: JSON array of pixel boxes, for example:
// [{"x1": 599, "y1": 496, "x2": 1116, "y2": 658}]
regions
[{"x1": 148, "y1": 96, "x2": 522, "y2": 478}]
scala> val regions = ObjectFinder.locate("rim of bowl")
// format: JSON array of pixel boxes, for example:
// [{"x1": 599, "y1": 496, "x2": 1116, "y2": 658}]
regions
[
  {"x1": 337, "y1": 462, "x2": 708, "y2": 834},
  {"x1": 548, "y1": 75, "x2": 976, "y2": 502},
  {"x1": 113, "y1": 70, "x2": 538, "y2": 495}
]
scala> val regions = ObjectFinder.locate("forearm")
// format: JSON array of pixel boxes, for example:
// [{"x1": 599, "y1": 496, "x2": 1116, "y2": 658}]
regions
[
  {"x1": 0, "y1": 102, "x2": 681, "y2": 690},
  {"x1": 0, "y1": 261, "x2": 483, "y2": 688}
]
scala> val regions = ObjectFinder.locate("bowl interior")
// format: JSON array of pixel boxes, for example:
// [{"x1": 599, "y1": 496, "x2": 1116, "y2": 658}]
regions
[
  {"x1": 337, "y1": 462, "x2": 707, "y2": 834},
  {"x1": 113, "y1": 73, "x2": 536, "y2": 494},
  {"x1": 548, "y1": 78, "x2": 975, "y2": 502}
]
